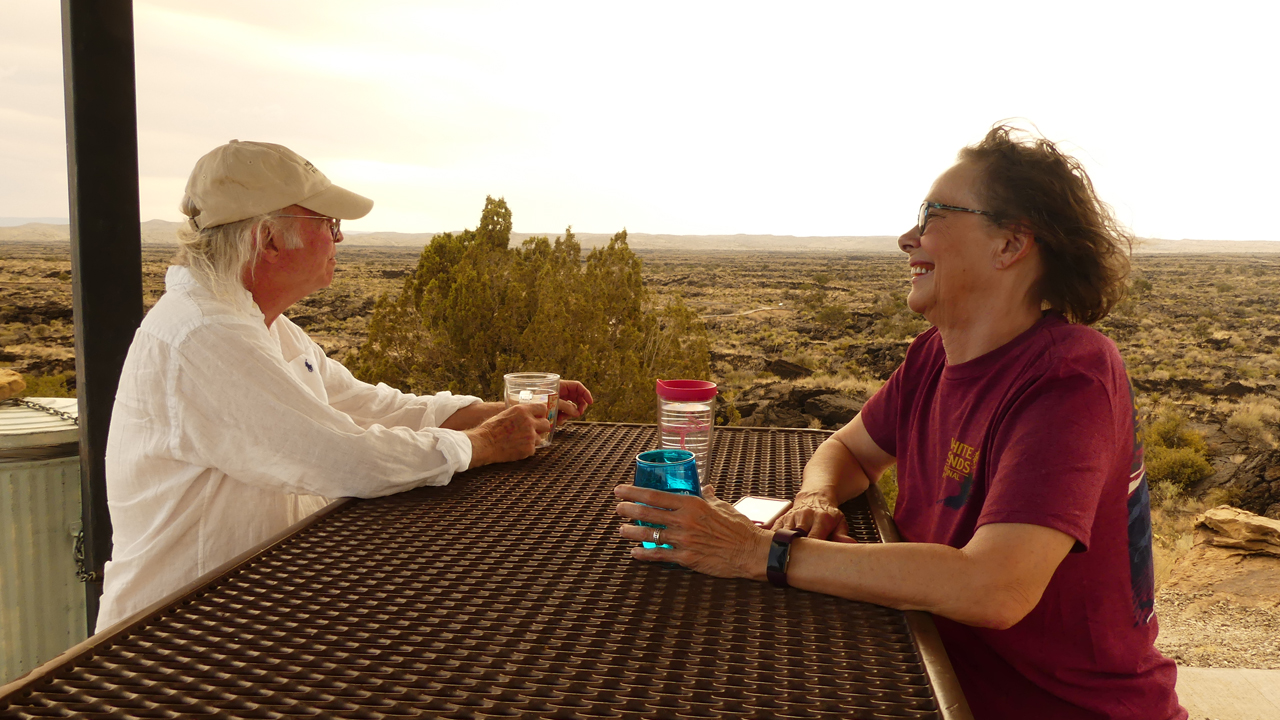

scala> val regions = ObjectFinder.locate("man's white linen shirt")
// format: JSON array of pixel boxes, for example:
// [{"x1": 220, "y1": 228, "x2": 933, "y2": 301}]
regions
[{"x1": 98, "y1": 266, "x2": 480, "y2": 631}]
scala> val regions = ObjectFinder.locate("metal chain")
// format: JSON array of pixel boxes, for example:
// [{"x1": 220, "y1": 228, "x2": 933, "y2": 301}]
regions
[
  {"x1": 73, "y1": 529, "x2": 100, "y2": 582},
  {"x1": 1, "y1": 397, "x2": 94, "y2": 580},
  {"x1": 2, "y1": 397, "x2": 80, "y2": 426}
]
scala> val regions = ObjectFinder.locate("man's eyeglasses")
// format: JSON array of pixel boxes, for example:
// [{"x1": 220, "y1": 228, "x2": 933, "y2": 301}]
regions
[
  {"x1": 276, "y1": 214, "x2": 342, "y2": 242},
  {"x1": 917, "y1": 202, "x2": 996, "y2": 235}
]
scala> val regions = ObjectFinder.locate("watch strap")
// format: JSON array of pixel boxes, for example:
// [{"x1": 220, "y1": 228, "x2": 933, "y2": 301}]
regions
[{"x1": 766, "y1": 528, "x2": 808, "y2": 588}]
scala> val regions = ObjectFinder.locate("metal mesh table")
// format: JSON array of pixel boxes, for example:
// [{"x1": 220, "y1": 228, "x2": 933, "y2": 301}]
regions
[{"x1": 1, "y1": 423, "x2": 968, "y2": 719}]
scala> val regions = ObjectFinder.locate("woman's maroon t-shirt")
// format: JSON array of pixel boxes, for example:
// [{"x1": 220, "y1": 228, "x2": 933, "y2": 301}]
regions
[{"x1": 860, "y1": 313, "x2": 1185, "y2": 720}]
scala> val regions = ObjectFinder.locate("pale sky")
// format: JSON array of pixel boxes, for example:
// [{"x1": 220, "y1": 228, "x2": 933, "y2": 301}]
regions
[{"x1": 1, "y1": 1, "x2": 1276, "y2": 240}]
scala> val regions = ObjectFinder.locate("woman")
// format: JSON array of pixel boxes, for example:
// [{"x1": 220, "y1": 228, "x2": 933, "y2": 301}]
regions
[{"x1": 615, "y1": 125, "x2": 1185, "y2": 719}]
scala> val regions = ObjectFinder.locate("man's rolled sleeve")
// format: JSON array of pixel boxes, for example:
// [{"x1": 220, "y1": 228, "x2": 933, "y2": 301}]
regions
[
  {"x1": 423, "y1": 391, "x2": 484, "y2": 430},
  {"x1": 431, "y1": 426, "x2": 473, "y2": 473}
]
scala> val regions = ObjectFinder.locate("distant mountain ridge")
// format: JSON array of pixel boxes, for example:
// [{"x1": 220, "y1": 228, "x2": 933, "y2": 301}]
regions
[
  {"x1": 1, "y1": 220, "x2": 1276, "y2": 254},
  {"x1": 0, "y1": 217, "x2": 69, "y2": 227}
]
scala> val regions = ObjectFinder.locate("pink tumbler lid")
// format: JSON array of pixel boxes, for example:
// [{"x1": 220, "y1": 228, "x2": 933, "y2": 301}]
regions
[{"x1": 656, "y1": 379, "x2": 718, "y2": 402}]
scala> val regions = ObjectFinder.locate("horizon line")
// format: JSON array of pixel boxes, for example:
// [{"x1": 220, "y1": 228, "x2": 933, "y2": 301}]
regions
[{"x1": 0, "y1": 218, "x2": 1277, "y2": 244}]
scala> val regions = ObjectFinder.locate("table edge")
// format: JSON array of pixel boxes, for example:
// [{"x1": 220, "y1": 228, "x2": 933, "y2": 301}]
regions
[
  {"x1": 866, "y1": 483, "x2": 974, "y2": 720},
  {"x1": 0, "y1": 497, "x2": 355, "y2": 702}
]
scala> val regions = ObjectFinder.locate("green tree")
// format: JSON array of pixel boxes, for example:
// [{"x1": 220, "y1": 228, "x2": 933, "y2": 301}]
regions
[{"x1": 349, "y1": 197, "x2": 710, "y2": 422}]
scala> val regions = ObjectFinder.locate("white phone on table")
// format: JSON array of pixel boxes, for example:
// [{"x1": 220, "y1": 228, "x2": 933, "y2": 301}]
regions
[{"x1": 732, "y1": 496, "x2": 793, "y2": 526}]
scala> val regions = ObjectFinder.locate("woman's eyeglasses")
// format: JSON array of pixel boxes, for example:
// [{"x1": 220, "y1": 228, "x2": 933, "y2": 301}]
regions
[
  {"x1": 276, "y1": 214, "x2": 342, "y2": 241},
  {"x1": 917, "y1": 202, "x2": 996, "y2": 235}
]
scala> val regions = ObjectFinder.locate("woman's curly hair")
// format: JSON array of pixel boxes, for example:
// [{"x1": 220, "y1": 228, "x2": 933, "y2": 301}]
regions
[{"x1": 959, "y1": 124, "x2": 1131, "y2": 326}]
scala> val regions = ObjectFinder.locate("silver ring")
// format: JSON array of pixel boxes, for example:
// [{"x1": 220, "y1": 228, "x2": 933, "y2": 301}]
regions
[{"x1": 652, "y1": 529, "x2": 662, "y2": 543}]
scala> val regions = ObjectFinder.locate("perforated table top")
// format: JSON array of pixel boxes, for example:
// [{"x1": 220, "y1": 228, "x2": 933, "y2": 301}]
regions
[{"x1": 0, "y1": 423, "x2": 965, "y2": 719}]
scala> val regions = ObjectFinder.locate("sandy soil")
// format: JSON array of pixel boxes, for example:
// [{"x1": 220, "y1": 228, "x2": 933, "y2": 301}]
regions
[{"x1": 1156, "y1": 544, "x2": 1280, "y2": 667}]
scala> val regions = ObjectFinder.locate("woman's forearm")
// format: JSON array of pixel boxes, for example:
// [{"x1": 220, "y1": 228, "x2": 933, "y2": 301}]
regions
[
  {"x1": 777, "y1": 522, "x2": 1076, "y2": 630},
  {"x1": 783, "y1": 539, "x2": 1005, "y2": 627},
  {"x1": 798, "y1": 437, "x2": 872, "y2": 505}
]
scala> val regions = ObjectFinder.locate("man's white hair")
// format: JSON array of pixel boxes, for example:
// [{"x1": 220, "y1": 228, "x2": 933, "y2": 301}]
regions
[{"x1": 174, "y1": 196, "x2": 303, "y2": 299}]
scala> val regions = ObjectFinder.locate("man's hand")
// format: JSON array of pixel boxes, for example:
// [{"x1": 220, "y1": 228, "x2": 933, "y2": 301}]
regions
[
  {"x1": 769, "y1": 490, "x2": 857, "y2": 542},
  {"x1": 556, "y1": 380, "x2": 594, "y2": 424},
  {"x1": 464, "y1": 404, "x2": 552, "y2": 468}
]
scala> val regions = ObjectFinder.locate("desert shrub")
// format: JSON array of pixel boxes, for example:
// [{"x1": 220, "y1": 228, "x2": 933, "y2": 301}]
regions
[
  {"x1": 800, "y1": 287, "x2": 827, "y2": 311},
  {"x1": 719, "y1": 392, "x2": 743, "y2": 427},
  {"x1": 722, "y1": 368, "x2": 758, "y2": 386},
  {"x1": 786, "y1": 350, "x2": 821, "y2": 370},
  {"x1": 20, "y1": 372, "x2": 75, "y2": 398},
  {"x1": 1143, "y1": 407, "x2": 1208, "y2": 455},
  {"x1": 810, "y1": 272, "x2": 831, "y2": 286},
  {"x1": 815, "y1": 304, "x2": 846, "y2": 327},
  {"x1": 872, "y1": 293, "x2": 929, "y2": 340},
  {"x1": 1223, "y1": 397, "x2": 1280, "y2": 448},
  {"x1": 877, "y1": 314, "x2": 929, "y2": 340},
  {"x1": 349, "y1": 197, "x2": 709, "y2": 422},
  {"x1": 826, "y1": 375, "x2": 882, "y2": 400},
  {"x1": 1141, "y1": 406, "x2": 1213, "y2": 494},
  {"x1": 877, "y1": 464, "x2": 899, "y2": 512},
  {"x1": 1144, "y1": 446, "x2": 1213, "y2": 493},
  {"x1": 1149, "y1": 494, "x2": 1201, "y2": 588},
  {"x1": 1204, "y1": 484, "x2": 1244, "y2": 508},
  {"x1": 1131, "y1": 277, "x2": 1153, "y2": 295},
  {"x1": 752, "y1": 329, "x2": 793, "y2": 354}
]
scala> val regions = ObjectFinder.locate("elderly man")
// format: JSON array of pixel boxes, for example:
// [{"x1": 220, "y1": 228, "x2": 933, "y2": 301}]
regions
[{"x1": 98, "y1": 140, "x2": 593, "y2": 631}]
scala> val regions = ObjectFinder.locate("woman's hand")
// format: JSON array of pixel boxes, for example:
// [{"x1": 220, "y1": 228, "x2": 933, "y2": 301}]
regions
[
  {"x1": 769, "y1": 490, "x2": 857, "y2": 543},
  {"x1": 614, "y1": 484, "x2": 772, "y2": 580},
  {"x1": 556, "y1": 380, "x2": 594, "y2": 423}
]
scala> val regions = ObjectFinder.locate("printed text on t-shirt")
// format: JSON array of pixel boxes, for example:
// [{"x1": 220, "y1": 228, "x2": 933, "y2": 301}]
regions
[{"x1": 941, "y1": 438, "x2": 979, "y2": 509}]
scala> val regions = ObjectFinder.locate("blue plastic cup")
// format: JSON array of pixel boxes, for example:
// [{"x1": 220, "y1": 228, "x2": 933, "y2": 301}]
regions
[{"x1": 634, "y1": 449, "x2": 701, "y2": 549}]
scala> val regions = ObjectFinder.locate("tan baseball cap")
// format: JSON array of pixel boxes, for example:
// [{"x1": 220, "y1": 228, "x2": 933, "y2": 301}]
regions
[{"x1": 181, "y1": 140, "x2": 373, "y2": 229}]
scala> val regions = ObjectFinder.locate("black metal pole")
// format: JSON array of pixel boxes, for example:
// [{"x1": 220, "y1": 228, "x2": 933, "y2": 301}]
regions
[{"x1": 60, "y1": 0, "x2": 144, "y2": 633}]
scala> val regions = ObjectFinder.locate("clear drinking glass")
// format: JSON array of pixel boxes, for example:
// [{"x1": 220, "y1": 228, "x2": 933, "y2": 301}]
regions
[
  {"x1": 634, "y1": 448, "x2": 701, "y2": 549},
  {"x1": 656, "y1": 379, "x2": 717, "y2": 486},
  {"x1": 503, "y1": 372, "x2": 560, "y2": 448}
]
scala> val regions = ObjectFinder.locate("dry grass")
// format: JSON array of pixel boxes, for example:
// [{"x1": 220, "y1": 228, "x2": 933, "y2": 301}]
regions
[{"x1": 1221, "y1": 397, "x2": 1280, "y2": 449}]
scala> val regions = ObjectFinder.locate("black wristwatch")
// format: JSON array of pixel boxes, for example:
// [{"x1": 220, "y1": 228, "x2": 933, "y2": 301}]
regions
[{"x1": 766, "y1": 528, "x2": 808, "y2": 588}]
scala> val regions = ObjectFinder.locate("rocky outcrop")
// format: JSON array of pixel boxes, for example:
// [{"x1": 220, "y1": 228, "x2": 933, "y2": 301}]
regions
[
  {"x1": 1130, "y1": 376, "x2": 1275, "y2": 398},
  {"x1": 1195, "y1": 506, "x2": 1280, "y2": 557},
  {"x1": 730, "y1": 381, "x2": 866, "y2": 431},
  {"x1": 0, "y1": 369, "x2": 25, "y2": 401},
  {"x1": 0, "y1": 300, "x2": 74, "y2": 325},
  {"x1": 765, "y1": 359, "x2": 812, "y2": 380},
  {"x1": 804, "y1": 394, "x2": 861, "y2": 426},
  {"x1": 1228, "y1": 451, "x2": 1280, "y2": 520},
  {"x1": 848, "y1": 341, "x2": 910, "y2": 380}
]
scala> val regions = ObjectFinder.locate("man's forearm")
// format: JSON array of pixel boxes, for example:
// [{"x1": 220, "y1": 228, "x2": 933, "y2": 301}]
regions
[{"x1": 441, "y1": 401, "x2": 504, "y2": 430}]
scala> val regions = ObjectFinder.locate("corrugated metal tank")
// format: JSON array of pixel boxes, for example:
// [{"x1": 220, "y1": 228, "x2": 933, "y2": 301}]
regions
[{"x1": 0, "y1": 397, "x2": 86, "y2": 685}]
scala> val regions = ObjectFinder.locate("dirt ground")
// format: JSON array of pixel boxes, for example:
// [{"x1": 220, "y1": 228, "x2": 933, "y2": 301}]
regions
[
  {"x1": 4, "y1": 240, "x2": 1279, "y2": 667},
  {"x1": 1158, "y1": 545, "x2": 1280, "y2": 668}
]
